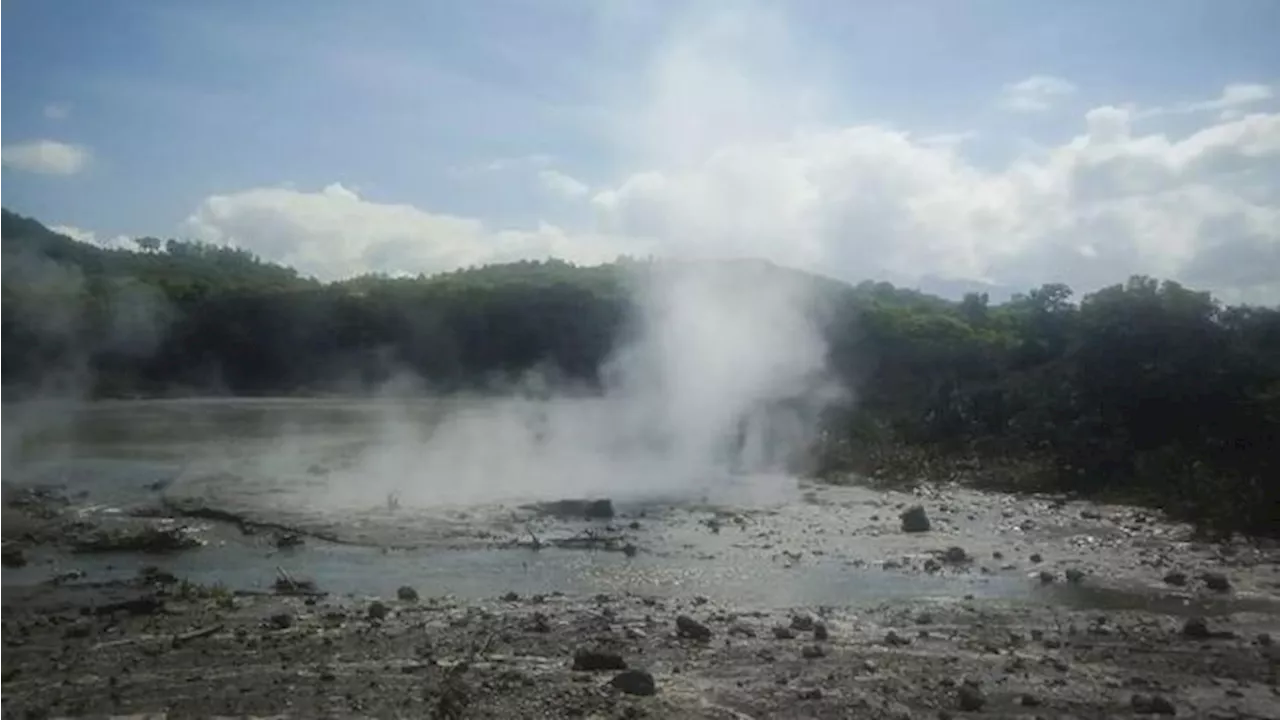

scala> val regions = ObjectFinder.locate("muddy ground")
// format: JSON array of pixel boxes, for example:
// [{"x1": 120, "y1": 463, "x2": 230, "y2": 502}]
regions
[{"x1": 4, "y1": 481, "x2": 1280, "y2": 719}]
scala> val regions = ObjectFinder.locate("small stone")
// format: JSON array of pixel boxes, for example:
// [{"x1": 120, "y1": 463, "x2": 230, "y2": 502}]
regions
[
  {"x1": 992, "y1": 551, "x2": 1004, "y2": 560},
  {"x1": 957, "y1": 684, "x2": 986, "y2": 711},
  {"x1": 1131, "y1": 693, "x2": 1176, "y2": 715},
  {"x1": 609, "y1": 669, "x2": 655, "y2": 696},
  {"x1": 1065, "y1": 568, "x2": 1086, "y2": 584},
  {"x1": 900, "y1": 505, "x2": 932, "y2": 533},
  {"x1": 884, "y1": 630, "x2": 911, "y2": 646},
  {"x1": 1080, "y1": 509, "x2": 1102, "y2": 520},
  {"x1": 1030, "y1": 553, "x2": 1043, "y2": 563},
  {"x1": 801, "y1": 644, "x2": 825, "y2": 659},
  {"x1": 1200, "y1": 572, "x2": 1231, "y2": 592},
  {"x1": 1163, "y1": 571, "x2": 1188, "y2": 587},
  {"x1": 1182, "y1": 616, "x2": 1212, "y2": 639},
  {"x1": 396, "y1": 586, "x2": 419, "y2": 602},
  {"x1": 1038, "y1": 570, "x2": 1056, "y2": 584},
  {"x1": 502, "y1": 591, "x2": 520, "y2": 602},
  {"x1": 573, "y1": 647, "x2": 627, "y2": 671},
  {"x1": 943, "y1": 546, "x2": 968, "y2": 564},
  {"x1": 676, "y1": 614, "x2": 712, "y2": 640},
  {"x1": 1, "y1": 546, "x2": 28, "y2": 568},
  {"x1": 924, "y1": 558, "x2": 942, "y2": 573},
  {"x1": 729, "y1": 623, "x2": 757, "y2": 638},
  {"x1": 367, "y1": 601, "x2": 390, "y2": 621},
  {"x1": 269, "y1": 612, "x2": 294, "y2": 630},
  {"x1": 813, "y1": 622, "x2": 829, "y2": 641},
  {"x1": 625, "y1": 627, "x2": 646, "y2": 640},
  {"x1": 773, "y1": 625, "x2": 796, "y2": 640},
  {"x1": 790, "y1": 613, "x2": 815, "y2": 631},
  {"x1": 1019, "y1": 693, "x2": 1041, "y2": 707},
  {"x1": 1257, "y1": 632, "x2": 1273, "y2": 647},
  {"x1": 860, "y1": 659, "x2": 878, "y2": 674}
]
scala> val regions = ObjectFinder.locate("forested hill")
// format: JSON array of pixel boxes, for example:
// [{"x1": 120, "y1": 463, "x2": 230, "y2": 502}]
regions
[{"x1": 3, "y1": 208, "x2": 1278, "y2": 535}]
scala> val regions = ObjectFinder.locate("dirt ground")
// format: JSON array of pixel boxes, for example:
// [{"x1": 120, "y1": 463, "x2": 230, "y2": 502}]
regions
[{"x1": 4, "y1": 481, "x2": 1280, "y2": 719}]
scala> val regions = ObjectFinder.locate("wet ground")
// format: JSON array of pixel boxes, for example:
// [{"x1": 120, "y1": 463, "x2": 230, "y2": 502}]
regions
[{"x1": 4, "y1": 399, "x2": 1280, "y2": 717}]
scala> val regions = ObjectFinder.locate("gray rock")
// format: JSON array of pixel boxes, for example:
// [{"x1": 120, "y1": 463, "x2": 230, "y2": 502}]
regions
[
  {"x1": 367, "y1": 601, "x2": 390, "y2": 621},
  {"x1": 1131, "y1": 693, "x2": 1176, "y2": 715},
  {"x1": 790, "y1": 613, "x2": 815, "y2": 631},
  {"x1": 676, "y1": 614, "x2": 712, "y2": 640},
  {"x1": 1200, "y1": 572, "x2": 1231, "y2": 592},
  {"x1": 884, "y1": 630, "x2": 911, "y2": 646},
  {"x1": 812, "y1": 622, "x2": 829, "y2": 641},
  {"x1": 1183, "y1": 616, "x2": 1211, "y2": 638},
  {"x1": 1038, "y1": 570, "x2": 1056, "y2": 584},
  {"x1": 1163, "y1": 571, "x2": 1188, "y2": 587},
  {"x1": 957, "y1": 684, "x2": 986, "y2": 711},
  {"x1": 1258, "y1": 632, "x2": 1273, "y2": 647},
  {"x1": 1019, "y1": 693, "x2": 1041, "y2": 707},
  {"x1": 396, "y1": 585, "x2": 419, "y2": 602},
  {"x1": 573, "y1": 647, "x2": 627, "y2": 671},
  {"x1": 943, "y1": 546, "x2": 968, "y2": 564},
  {"x1": 1065, "y1": 568, "x2": 1086, "y2": 584},
  {"x1": 900, "y1": 505, "x2": 931, "y2": 533},
  {"x1": 609, "y1": 669, "x2": 655, "y2": 695},
  {"x1": 773, "y1": 625, "x2": 796, "y2": 640},
  {"x1": 269, "y1": 612, "x2": 294, "y2": 630},
  {"x1": 728, "y1": 623, "x2": 757, "y2": 638},
  {"x1": 924, "y1": 558, "x2": 942, "y2": 573},
  {"x1": 1030, "y1": 553, "x2": 1043, "y2": 563}
]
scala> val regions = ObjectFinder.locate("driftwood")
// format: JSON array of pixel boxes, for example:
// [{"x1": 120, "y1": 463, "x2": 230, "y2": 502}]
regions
[
  {"x1": 172, "y1": 624, "x2": 223, "y2": 647},
  {"x1": 508, "y1": 528, "x2": 635, "y2": 554}
]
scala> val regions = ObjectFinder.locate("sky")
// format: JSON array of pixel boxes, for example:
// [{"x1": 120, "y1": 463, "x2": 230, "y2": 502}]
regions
[{"x1": 3, "y1": 0, "x2": 1279, "y2": 303}]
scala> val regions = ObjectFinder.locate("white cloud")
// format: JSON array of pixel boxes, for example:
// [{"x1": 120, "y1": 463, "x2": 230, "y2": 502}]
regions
[
  {"x1": 1, "y1": 139, "x2": 91, "y2": 175},
  {"x1": 538, "y1": 169, "x2": 590, "y2": 198},
  {"x1": 184, "y1": 182, "x2": 639, "y2": 280},
  {"x1": 1143, "y1": 83, "x2": 1275, "y2": 119},
  {"x1": 43, "y1": 103, "x2": 72, "y2": 121},
  {"x1": 50, "y1": 224, "x2": 130, "y2": 247},
  {"x1": 181, "y1": 7, "x2": 1280, "y2": 303},
  {"x1": 999, "y1": 75, "x2": 1078, "y2": 113}
]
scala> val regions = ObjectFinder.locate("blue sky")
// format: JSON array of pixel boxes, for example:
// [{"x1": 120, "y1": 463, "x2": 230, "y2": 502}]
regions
[{"x1": 3, "y1": 0, "x2": 1279, "y2": 301}]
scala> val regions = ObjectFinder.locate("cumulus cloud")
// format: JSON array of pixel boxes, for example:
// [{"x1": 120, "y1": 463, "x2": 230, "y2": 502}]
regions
[
  {"x1": 1140, "y1": 82, "x2": 1275, "y2": 120},
  {"x1": 538, "y1": 169, "x2": 591, "y2": 198},
  {"x1": 181, "y1": 6, "x2": 1280, "y2": 304},
  {"x1": 2, "y1": 139, "x2": 91, "y2": 175},
  {"x1": 999, "y1": 75, "x2": 1078, "y2": 113},
  {"x1": 184, "y1": 182, "x2": 639, "y2": 280}
]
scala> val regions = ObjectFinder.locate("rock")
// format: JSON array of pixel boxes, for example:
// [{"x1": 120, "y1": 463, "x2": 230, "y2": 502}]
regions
[
  {"x1": 1019, "y1": 693, "x2": 1041, "y2": 707},
  {"x1": 622, "y1": 543, "x2": 638, "y2": 558},
  {"x1": 729, "y1": 623, "x2": 757, "y2": 638},
  {"x1": 269, "y1": 612, "x2": 294, "y2": 630},
  {"x1": 900, "y1": 505, "x2": 931, "y2": 533},
  {"x1": 274, "y1": 533, "x2": 303, "y2": 549},
  {"x1": 1080, "y1": 509, "x2": 1103, "y2": 520},
  {"x1": 942, "y1": 546, "x2": 968, "y2": 564},
  {"x1": 1163, "y1": 571, "x2": 1188, "y2": 586},
  {"x1": 1131, "y1": 693, "x2": 1176, "y2": 715},
  {"x1": 1038, "y1": 570, "x2": 1056, "y2": 584},
  {"x1": 1065, "y1": 568, "x2": 1086, "y2": 584},
  {"x1": 1200, "y1": 572, "x2": 1231, "y2": 592},
  {"x1": 992, "y1": 551, "x2": 1004, "y2": 560},
  {"x1": 367, "y1": 601, "x2": 390, "y2": 621},
  {"x1": 1257, "y1": 632, "x2": 1273, "y2": 647},
  {"x1": 527, "y1": 612, "x2": 551, "y2": 633},
  {"x1": 773, "y1": 625, "x2": 796, "y2": 640},
  {"x1": 73, "y1": 525, "x2": 203, "y2": 554},
  {"x1": 525, "y1": 498, "x2": 616, "y2": 520},
  {"x1": 573, "y1": 647, "x2": 627, "y2": 671},
  {"x1": 1030, "y1": 553, "x2": 1043, "y2": 563},
  {"x1": 801, "y1": 644, "x2": 825, "y2": 659},
  {"x1": 396, "y1": 586, "x2": 419, "y2": 602},
  {"x1": 501, "y1": 591, "x2": 520, "y2": 602},
  {"x1": 1182, "y1": 616, "x2": 1212, "y2": 639},
  {"x1": 957, "y1": 685, "x2": 986, "y2": 711},
  {"x1": 609, "y1": 669, "x2": 655, "y2": 696},
  {"x1": 790, "y1": 613, "x2": 815, "y2": 632},
  {"x1": 916, "y1": 612, "x2": 935, "y2": 625},
  {"x1": 676, "y1": 614, "x2": 712, "y2": 640},
  {"x1": 1, "y1": 545, "x2": 28, "y2": 568},
  {"x1": 813, "y1": 622, "x2": 829, "y2": 641},
  {"x1": 885, "y1": 630, "x2": 911, "y2": 646},
  {"x1": 924, "y1": 559, "x2": 942, "y2": 573}
]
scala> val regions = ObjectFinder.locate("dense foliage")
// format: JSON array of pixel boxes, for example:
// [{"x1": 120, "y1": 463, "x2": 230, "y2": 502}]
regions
[{"x1": 4, "y1": 209, "x2": 1277, "y2": 535}]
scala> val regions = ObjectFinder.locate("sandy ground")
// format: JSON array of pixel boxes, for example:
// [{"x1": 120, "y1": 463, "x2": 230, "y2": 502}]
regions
[{"x1": 4, "y1": 481, "x2": 1280, "y2": 719}]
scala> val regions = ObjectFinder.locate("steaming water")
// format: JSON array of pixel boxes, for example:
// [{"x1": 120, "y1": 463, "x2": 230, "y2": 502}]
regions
[{"x1": 1, "y1": 397, "x2": 1146, "y2": 610}]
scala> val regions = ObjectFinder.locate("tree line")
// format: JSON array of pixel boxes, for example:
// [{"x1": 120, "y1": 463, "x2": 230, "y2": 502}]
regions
[{"x1": 3, "y1": 209, "x2": 1276, "y2": 535}]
